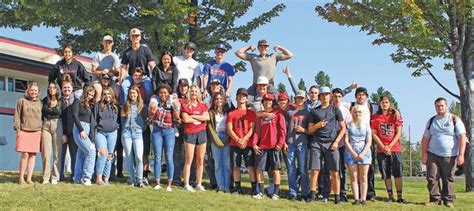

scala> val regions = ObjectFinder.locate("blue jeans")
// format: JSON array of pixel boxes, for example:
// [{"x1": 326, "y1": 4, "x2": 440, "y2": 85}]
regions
[
  {"x1": 211, "y1": 131, "x2": 231, "y2": 192},
  {"x1": 151, "y1": 127, "x2": 175, "y2": 181},
  {"x1": 119, "y1": 76, "x2": 152, "y2": 105},
  {"x1": 122, "y1": 127, "x2": 144, "y2": 184},
  {"x1": 95, "y1": 130, "x2": 118, "y2": 178},
  {"x1": 286, "y1": 142, "x2": 310, "y2": 197},
  {"x1": 73, "y1": 122, "x2": 96, "y2": 182}
]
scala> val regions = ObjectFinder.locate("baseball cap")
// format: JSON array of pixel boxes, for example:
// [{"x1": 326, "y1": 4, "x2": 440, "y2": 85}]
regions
[
  {"x1": 295, "y1": 90, "x2": 306, "y2": 98},
  {"x1": 278, "y1": 92, "x2": 289, "y2": 101},
  {"x1": 236, "y1": 88, "x2": 248, "y2": 96},
  {"x1": 103, "y1": 35, "x2": 113, "y2": 42},
  {"x1": 129, "y1": 28, "x2": 141, "y2": 36},
  {"x1": 262, "y1": 93, "x2": 274, "y2": 101},
  {"x1": 355, "y1": 87, "x2": 368, "y2": 96},
  {"x1": 178, "y1": 78, "x2": 189, "y2": 86},
  {"x1": 258, "y1": 39, "x2": 269, "y2": 46},
  {"x1": 319, "y1": 86, "x2": 331, "y2": 94},
  {"x1": 184, "y1": 41, "x2": 196, "y2": 50},
  {"x1": 256, "y1": 76, "x2": 269, "y2": 85},
  {"x1": 210, "y1": 78, "x2": 221, "y2": 84},
  {"x1": 215, "y1": 43, "x2": 227, "y2": 51}
]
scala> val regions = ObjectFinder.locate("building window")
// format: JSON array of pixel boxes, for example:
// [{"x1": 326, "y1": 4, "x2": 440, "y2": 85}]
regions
[
  {"x1": 7, "y1": 78, "x2": 13, "y2": 92},
  {"x1": 14, "y1": 79, "x2": 28, "y2": 93},
  {"x1": 0, "y1": 76, "x2": 4, "y2": 91}
]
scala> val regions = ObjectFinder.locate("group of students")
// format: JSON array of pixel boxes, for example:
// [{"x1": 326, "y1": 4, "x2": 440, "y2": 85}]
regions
[{"x1": 13, "y1": 28, "x2": 467, "y2": 207}]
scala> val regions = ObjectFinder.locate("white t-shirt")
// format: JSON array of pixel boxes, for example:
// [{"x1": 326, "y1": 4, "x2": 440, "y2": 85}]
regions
[
  {"x1": 423, "y1": 113, "x2": 466, "y2": 157},
  {"x1": 215, "y1": 113, "x2": 227, "y2": 131},
  {"x1": 174, "y1": 56, "x2": 201, "y2": 85}
]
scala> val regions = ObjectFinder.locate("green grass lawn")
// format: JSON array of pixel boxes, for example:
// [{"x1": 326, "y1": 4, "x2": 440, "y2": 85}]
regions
[{"x1": 0, "y1": 171, "x2": 472, "y2": 210}]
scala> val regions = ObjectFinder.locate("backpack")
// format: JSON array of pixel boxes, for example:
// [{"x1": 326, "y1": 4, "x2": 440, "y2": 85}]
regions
[{"x1": 427, "y1": 114, "x2": 457, "y2": 131}]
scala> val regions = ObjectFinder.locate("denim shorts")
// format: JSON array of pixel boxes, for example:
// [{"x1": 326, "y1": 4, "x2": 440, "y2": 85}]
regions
[{"x1": 184, "y1": 130, "x2": 207, "y2": 145}]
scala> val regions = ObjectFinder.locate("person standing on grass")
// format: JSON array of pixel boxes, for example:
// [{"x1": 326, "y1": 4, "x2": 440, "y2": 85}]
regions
[
  {"x1": 307, "y1": 86, "x2": 346, "y2": 204},
  {"x1": 421, "y1": 97, "x2": 467, "y2": 208},
  {"x1": 71, "y1": 85, "x2": 97, "y2": 186},
  {"x1": 14, "y1": 82, "x2": 42, "y2": 185},
  {"x1": 41, "y1": 82, "x2": 62, "y2": 185},
  {"x1": 149, "y1": 84, "x2": 181, "y2": 192},
  {"x1": 94, "y1": 87, "x2": 120, "y2": 186},
  {"x1": 371, "y1": 96, "x2": 405, "y2": 203},
  {"x1": 251, "y1": 93, "x2": 287, "y2": 200},
  {"x1": 119, "y1": 28, "x2": 155, "y2": 106},
  {"x1": 207, "y1": 92, "x2": 232, "y2": 193},
  {"x1": 227, "y1": 88, "x2": 258, "y2": 195},
  {"x1": 91, "y1": 35, "x2": 121, "y2": 102},
  {"x1": 283, "y1": 90, "x2": 310, "y2": 202},
  {"x1": 351, "y1": 87, "x2": 378, "y2": 201},
  {"x1": 48, "y1": 45, "x2": 90, "y2": 98},
  {"x1": 58, "y1": 76, "x2": 77, "y2": 182},
  {"x1": 121, "y1": 85, "x2": 148, "y2": 188},
  {"x1": 344, "y1": 104, "x2": 372, "y2": 206},
  {"x1": 181, "y1": 85, "x2": 209, "y2": 192},
  {"x1": 332, "y1": 88, "x2": 352, "y2": 202}
]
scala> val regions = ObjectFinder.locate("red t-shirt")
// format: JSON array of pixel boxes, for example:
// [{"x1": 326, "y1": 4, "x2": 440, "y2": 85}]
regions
[
  {"x1": 370, "y1": 113, "x2": 404, "y2": 153},
  {"x1": 226, "y1": 108, "x2": 256, "y2": 147},
  {"x1": 181, "y1": 102, "x2": 208, "y2": 134},
  {"x1": 252, "y1": 109, "x2": 287, "y2": 149}
]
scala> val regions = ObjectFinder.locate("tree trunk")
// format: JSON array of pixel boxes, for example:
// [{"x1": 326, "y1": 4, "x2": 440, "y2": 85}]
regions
[{"x1": 465, "y1": 82, "x2": 474, "y2": 192}]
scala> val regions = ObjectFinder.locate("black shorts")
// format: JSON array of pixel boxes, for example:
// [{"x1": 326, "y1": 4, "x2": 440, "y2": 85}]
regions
[
  {"x1": 256, "y1": 149, "x2": 282, "y2": 171},
  {"x1": 143, "y1": 126, "x2": 151, "y2": 157},
  {"x1": 184, "y1": 130, "x2": 207, "y2": 145},
  {"x1": 309, "y1": 142, "x2": 339, "y2": 171},
  {"x1": 230, "y1": 146, "x2": 255, "y2": 168},
  {"x1": 377, "y1": 152, "x2": 403, "y2": 179}
]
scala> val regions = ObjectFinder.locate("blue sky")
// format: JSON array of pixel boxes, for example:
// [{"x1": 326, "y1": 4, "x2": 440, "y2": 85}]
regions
[{"x1": 0, "y1": 1, "x2": 459, "y2": 142}]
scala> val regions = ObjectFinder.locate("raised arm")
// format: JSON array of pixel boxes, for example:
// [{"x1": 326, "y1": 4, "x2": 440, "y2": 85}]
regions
[
  {"x1": 282, "y1": 66, "x2": 299, "y2": 95},
  {"x1": 235, "y1": 45, "x2": 254, "y2": 60},
  {"x1": 275, "y1": 45, "x2": 293, "y2": 61}
]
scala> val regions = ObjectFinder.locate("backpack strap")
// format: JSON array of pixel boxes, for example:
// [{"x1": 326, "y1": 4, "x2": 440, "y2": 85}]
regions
[{"x1": 427, "y1": 115, "x2": 436, "y2": 131}]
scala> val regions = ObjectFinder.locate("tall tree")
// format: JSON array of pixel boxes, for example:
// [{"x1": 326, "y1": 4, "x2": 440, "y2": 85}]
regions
[
  {"x1": 315, "y1": 70, "x2": 332, "y2": 88},
  {"x1": 0, "y1": 1, "x2": 286, "y2": 71},
  {"x1": 277, "y1": 82, "x2": 286, "y2": 93},
  {"x1": 316, "y1": 1, "x2": 473, "y2": 191},
  {"x1": 370, "y1": 86, "x2": 399, "y2": 109},
  {"x1": 298, "y1": 78, "x2": 307, "y2": 91}
]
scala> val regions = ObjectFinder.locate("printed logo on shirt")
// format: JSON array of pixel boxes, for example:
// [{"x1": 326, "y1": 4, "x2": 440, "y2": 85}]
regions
[
  {"x1": 379, "y1": 123, "x2": 394, "y2": 136},
  {"x1": 210, "y1": 67, "x2": 226, "y2": 76}
]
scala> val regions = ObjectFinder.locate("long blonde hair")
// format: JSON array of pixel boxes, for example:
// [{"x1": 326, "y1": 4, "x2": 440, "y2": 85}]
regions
[
  {"x1": 122, "y1": 85, "x2": 144, "y2": 117},
  {"x1": 349, "y1": 104, "x2": 367, "y2": 131},
  {"x1": 185, "y1": 84, "x2": 202, "y2": 104}
]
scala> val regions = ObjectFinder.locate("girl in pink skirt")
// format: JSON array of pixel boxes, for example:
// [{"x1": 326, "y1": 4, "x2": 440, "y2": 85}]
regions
[{"x1": 13, "y1": 82, "x2": 43, "y2": 184}]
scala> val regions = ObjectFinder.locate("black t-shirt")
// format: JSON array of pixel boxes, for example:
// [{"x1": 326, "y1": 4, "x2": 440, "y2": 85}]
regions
[
  {"x1": 121, "y1": 45, "x2": 156, "y2": 77},
  {"x1": 308, "y1": 104, "x2": 343, "y2": 143}
]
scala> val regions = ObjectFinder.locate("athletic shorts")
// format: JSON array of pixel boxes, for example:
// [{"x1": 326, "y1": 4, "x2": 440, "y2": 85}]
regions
[
  {"x1": 309, "y1": 142, "x2": 340, "y2": 171},
  {"x1": 256, "y1": 149, "x2": 282, "y2": 171},
  {"x1": 377, "y1": 152, "x2": 403, "y2": 179},
  {"x1": 184, "y1": 130, "x2": 207, "y2": 145},
  {"x1": 230, "y1": 146, "x2": 255, "y2": 167}
]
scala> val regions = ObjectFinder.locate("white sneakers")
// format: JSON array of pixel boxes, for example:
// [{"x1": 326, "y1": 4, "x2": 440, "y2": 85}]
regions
[
  {"x1": 195, "y1": 184, "x2": 206, "y2": 192},
  {"x1": 166, "y1": 186, "x2": 173, "y2": 192},
  {"x1": 51, "y1": 180, "x2": 58, "y2": 185},
  {"x1": 154, "y1": 185, "x2": 162, "y2": 190},
  {"x1": 81, "y1": 178, "x2": 92, "y2": 186},
  {"x1": 184, "y1": 184, "x2": 196, "y2": 192}
]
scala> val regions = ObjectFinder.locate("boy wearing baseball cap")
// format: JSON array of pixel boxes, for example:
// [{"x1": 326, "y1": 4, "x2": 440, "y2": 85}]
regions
[
  {"x1": 227, "y1": 88, "x2": 258, "y2": 195},
  {"x1": 203, "y1": 43, "x2": 235, "y2": 99},
  {"x1": 251, "y1": 93, "x2": 287, "y2": 200},
  {"x1": 91, "y1": 35, "x2": 121, "y2": 101},
  {"x1": 307, "y1": 86, "x2": 346, "y2": 204}
]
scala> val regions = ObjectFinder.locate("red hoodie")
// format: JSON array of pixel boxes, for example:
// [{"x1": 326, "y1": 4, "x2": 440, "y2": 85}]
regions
[{"x1": 252, "y1": 109, "x2": 287, "y2": 149}]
